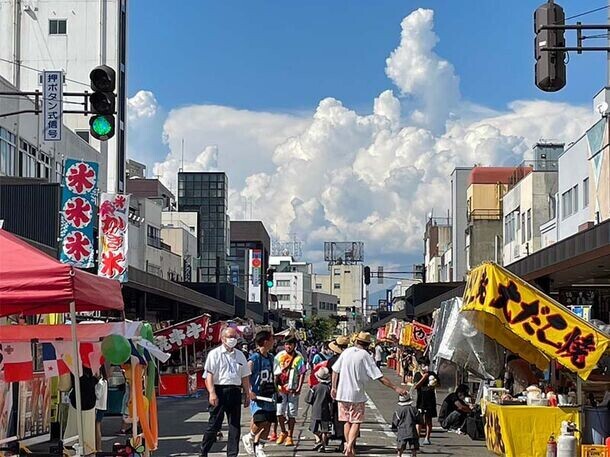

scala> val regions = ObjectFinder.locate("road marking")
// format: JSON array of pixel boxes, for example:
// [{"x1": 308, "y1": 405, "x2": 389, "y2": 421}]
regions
[
  {"x1": 184, "y1": 411, "x2": 208, "y2": 422},
  {"x1": 365, "y1": 397, "x2": 395, "y2": 438}
]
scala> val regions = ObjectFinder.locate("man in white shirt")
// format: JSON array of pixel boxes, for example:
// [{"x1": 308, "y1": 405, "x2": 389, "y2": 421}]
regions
[
  {"x1": 374, "y1": 344, "x2": 384, "y2": 368},
  {"x1": 331, "y1": 332, "x2": 406, "y2": 457},
  {"x1": 201, "y1": 326, "x2": 251, "y2": 457}
]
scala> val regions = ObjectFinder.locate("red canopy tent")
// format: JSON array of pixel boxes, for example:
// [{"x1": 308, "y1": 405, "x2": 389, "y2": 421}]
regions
[{"x1": 0, "y1": 228, "x2": 123, "y2": 316}]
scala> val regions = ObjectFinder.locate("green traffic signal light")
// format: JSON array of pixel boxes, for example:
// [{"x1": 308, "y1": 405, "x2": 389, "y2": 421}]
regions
[
  {"x1": 90, "y1": 115, "x2": 114, "y2": 140},
  {"x1": 266, "y1": 279, "x2": 274, "y2": 288}
]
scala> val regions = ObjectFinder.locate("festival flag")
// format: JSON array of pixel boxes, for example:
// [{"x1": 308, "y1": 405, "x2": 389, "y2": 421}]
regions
[
  {"x1": 52, "y1": 341, "x2": 82, "y2": 376},
  {"x1": 98, "y1": 193, "x2": 130, "y2": 282},
  {"x1": 1, "y1": 343, "x2": 33, "y2": 382},
  {"x1": 409, "y1": 321, "x2": 434, "y2": 351},
  {"x1": 42, "y1": 343, "x2": 70, "y2": 378}
]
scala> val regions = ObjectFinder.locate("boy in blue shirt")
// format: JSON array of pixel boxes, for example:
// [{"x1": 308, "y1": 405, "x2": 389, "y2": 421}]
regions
[{"x1": 242, "y1": 330, "x2": 276, "y2": 457}]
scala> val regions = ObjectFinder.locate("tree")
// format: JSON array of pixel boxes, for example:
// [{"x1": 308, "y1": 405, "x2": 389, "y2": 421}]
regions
[{"x1": 303, "y1": 316, "x2": 339, "y2": 342}]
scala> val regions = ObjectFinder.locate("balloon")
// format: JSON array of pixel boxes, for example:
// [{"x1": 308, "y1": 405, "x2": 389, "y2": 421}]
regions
[
  {"x1": 140, "y1": 322, "x2": 154, "y2": 342},
  {"x1": 101, "y1": 335, "x2": 131, "y2": 365}
]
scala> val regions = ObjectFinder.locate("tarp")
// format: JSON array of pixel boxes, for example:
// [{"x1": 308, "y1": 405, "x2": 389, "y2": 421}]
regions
[
  {"x1": 462, "y1": 262, "x2": 610, "y2": 380},
  {"x1": 0, "y1": 322, "x2": 141, "y2": 343},
  {"x1": 429, "y1": 297, "x2": 503, "y2": 380},
  {"x1": 0, "y1": 229, "x2": 123, "y2": 316}
]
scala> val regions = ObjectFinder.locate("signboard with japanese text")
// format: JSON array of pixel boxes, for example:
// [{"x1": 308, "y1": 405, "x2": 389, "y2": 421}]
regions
[
  {"x1": 248, "y1": 249, "x2": 262, "y2": 303},
  {"x1": 409, "y1": 321, "x2": 433, "y2": 351},
  {"x1": 154, "y1": 315, "x2": 210, "y2": 353},
  {"x1": 462, "y1": 262, "x2": 610, "y2": 379},
  {"x1": 42, "y1": 70, "x2": 62, "y2": 141},
  {"x1": 98, "y1": 193, "x2": 129, "y2": 282},
  {"x1": 59, "y1": 160, "x2": 98, "y2": 268}
]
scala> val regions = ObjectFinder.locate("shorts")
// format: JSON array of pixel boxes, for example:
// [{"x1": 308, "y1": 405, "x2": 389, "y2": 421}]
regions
[
  {"x1": 95, "y1": 409, "x2": 105, "y2": 422},
  {"x1": 252, "y1": 409, "x2": 277, "y2": 424},
  {"x1": 276, "y1": 394, "x2": 299, "y2": 419},
  {"x1": 398, "y1": 438, "x2": 420, "y2": 451},
  {"x1": 338, "y1": 401, "x2": 365, "y2": 424}
]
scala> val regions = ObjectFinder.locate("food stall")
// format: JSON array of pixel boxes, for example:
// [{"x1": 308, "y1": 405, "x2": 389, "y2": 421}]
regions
[
  {"x1": 154, "y1": 315, "x2": 214, "y2": 396},
  {"x1": 461, "y1": 262, "x2": 610, "y2": 457}
]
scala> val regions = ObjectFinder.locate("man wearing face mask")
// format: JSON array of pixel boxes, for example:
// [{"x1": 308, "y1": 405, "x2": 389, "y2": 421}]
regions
[{"x1": 200, "y1": 326, "x2": 252, "y2": 457}]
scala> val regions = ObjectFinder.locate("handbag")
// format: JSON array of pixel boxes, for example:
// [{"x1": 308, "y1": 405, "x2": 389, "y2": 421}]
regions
[{"x1": 305, "y1": 388, "x2": 315, "y2": 405}]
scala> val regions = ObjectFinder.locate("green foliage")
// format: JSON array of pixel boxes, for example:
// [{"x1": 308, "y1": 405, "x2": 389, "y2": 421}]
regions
[{"x1": 303, "y1": 316, "x2": 339, "y2": 342}]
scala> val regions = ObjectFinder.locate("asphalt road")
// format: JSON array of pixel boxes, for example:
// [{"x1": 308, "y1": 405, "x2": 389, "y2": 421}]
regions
[{"x1": 100, "y1": 368, "x2": 492, "y2": 456}]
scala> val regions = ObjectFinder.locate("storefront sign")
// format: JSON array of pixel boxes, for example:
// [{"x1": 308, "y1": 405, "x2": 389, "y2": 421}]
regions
[
  {"x1": 410, "y1": 321, "x2": 433, "y2": 350},
  {"x1": 59, "y1": 160, "x2": 98, "y2": 268},
  {"x1": 248, "y1": 249, "x2": 262, "y2": 303},
  {"x1": 154, "y1": 315, "x2": 210, "y2": 352},
  {"x1": 462, "y1": 262, "x2": 610, "y2": 379},
  {"x1": 42, "y1": 70, "x2": 62, "y2": 141},
  {"x1": 98, "y1": 193, "x2": 129, "y2": 282}
]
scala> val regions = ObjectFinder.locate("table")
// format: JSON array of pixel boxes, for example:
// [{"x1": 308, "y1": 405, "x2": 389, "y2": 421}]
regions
[{"x1": 484, "y1": 402, "x2": 580, "y2": 457}]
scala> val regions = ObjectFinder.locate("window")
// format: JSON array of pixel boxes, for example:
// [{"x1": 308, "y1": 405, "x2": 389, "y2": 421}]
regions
[
  {"x1": 277, "y1": 294, "x2": 291, "y2": 301},
  {"x1": 315, "y1": 283, "x2": 322, "y2": 289},
  {"x1": 573, "y1": 184, "x2": 579, "y2": 213},
  {"x1": 147, "y1": 225, "x2": 161, "y2": 248},
  {"x1": 562, "y1": 189, "x2": 573, "y2": 219},
  {"x1": 526, "y1": 209, "x2": 532, "y2": 241},
  {"x1": 0, "y1": 127, "x2": 16, "y2": 176},
  {"x1": 583, "y1": 178, "x2": 590, "y2": 207},
  {"x1": 334, "y1": 269, "x2": 340, "y2": 276},
  {"x1": 276, "y1": 280, "x2": 291, "y2": 287},
  {"x1": 49, "y1": 19, "x2": 67, "y2": 35},
  {"x1": 76, "y1": 130, "x2": 90, "y2": 144},
  {"x1": 333, "y1": 283, "x2": 340, "y2": 289},
  {"x1": 521, "y1": 212, "x2": 526, "y2": 244}
]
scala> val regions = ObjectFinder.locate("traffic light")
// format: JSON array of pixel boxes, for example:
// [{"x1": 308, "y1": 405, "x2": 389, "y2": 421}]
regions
[
  {"x1": 89, "y1": 65, "x2": 116, "y2": 140},
  {"x1": 534, "y1": 1, "x2": 566, "y2": 92},
  {"x1": 265, "y1": 268, "x2": 275, "y2": 288},
  {"x1": 351, "y1": 306, "x2": 357, "y2": 318},
  {"x1": 364, "y1": 266, "x2": 371, "y2": 285}
]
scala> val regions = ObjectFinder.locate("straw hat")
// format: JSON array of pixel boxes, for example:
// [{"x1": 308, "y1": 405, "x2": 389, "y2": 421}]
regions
[
  {"x1": 329, "y1": 335, "x2": 350, "y2": 354},
  {"x1": 315, "y1": 367, "x2": 331, "y2": 382},
  {"x1": 355, "y1": 331, "x2": 372, "y2": 344}
]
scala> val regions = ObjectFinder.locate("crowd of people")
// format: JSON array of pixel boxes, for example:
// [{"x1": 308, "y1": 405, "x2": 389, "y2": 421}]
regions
[{"x1": 199, "y1": 328, "x2": 461, "y2": 457}]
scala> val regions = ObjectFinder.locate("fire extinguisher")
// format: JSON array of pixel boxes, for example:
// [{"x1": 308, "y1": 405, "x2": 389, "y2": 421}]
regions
[{"x1": 547, "y1": 434, "x2": 557, "y2": 457}]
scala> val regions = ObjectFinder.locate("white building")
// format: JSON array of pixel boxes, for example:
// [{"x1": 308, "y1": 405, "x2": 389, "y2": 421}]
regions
[
  {"x1": 311, "y1": 292, "x2": 339, "y2": 319},
  {"x1": 269, "y1": 256, "x2": 313, "y2": 317},
  {"x1": 161, "y1": 212, "x2": 198, "y2": 282},
  {"x1": 0, "y1": 75, "x2": 105, "y2": 185},
  {"x1": 0, "y1": 0, "x2": 127, "y2": 192}
]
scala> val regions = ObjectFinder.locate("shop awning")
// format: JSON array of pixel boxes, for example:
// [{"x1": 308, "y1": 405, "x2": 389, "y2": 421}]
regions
[
  {"x1": 0, "y1": 229, "x2": 124, "y2": 316},
  {"x1": 0, "y1": 321, "x2": 142, "y2": 342},
  {"x1": 461, "y1": 262, "x2": 610, "y2": 380}
]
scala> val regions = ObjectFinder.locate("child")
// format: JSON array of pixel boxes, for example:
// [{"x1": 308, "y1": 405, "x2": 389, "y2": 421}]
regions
[
  {"x1": 391, "y1": 393, "x2": 420, "y2": 457},
  {"x1": 307, "y1": 367, "x2": 333, "y2": 453}
]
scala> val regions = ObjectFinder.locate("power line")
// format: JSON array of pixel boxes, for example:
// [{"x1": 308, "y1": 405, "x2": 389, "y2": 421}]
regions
[
  {"x1": 0, "y1": 57, "x2": 89, "y2": 87},
  {"x1": 565, "y1": 5, "x2": 609, "y2": 21}
]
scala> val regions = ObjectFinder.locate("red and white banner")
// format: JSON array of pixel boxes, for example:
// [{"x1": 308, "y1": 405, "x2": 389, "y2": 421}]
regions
[
  {"x1": 154, "y1": 315, "x2": 210, "y2": 352},
  {"x1": 410, "y1": 321, "x2": 434, "y2": 351},
  {"x1": 98, "y1": 193, "x2": 129, "y2": 282}
]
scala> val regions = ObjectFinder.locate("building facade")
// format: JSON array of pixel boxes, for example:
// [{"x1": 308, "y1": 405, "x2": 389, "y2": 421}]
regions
[
  {"x1": 0, "y1": 0, "x2": 127, "y2": 192},
  {"x1": 178, "y1": 172, "x2": 229, "y2": 282},
  {"x1": 450, "y1": 167, "x2": 473, "y2": 281},
  {"x1": 269, "y1": 256, "x2": 313, "y2": 317},
  {"x1": 312, "y1": 292, "x2": 339, "y2": 319},
  {"x1": 424, "y1": 216, "x2": 452, "y2": 282}
]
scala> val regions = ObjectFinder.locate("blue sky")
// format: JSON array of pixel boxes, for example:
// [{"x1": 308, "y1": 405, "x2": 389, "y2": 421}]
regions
[{"x1": 129, "y1": 1, "x2": 609, "y2": 113}]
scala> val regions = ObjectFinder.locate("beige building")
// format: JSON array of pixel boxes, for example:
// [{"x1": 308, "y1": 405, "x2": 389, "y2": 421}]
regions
[
  {"x1": 313, "y1": 264, "x2": 364, "y2": 333},
  {"x1": 312, "y1": 292, "x2": 339, "y2": 319}
]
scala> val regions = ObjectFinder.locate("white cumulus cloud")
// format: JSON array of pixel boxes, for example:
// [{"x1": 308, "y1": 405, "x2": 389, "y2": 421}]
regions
[{"x1": 140, "y1": 8, "x2": 596, "y2": 270}]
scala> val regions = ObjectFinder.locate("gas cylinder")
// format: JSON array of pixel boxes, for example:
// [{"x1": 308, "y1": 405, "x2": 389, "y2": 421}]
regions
[
  {"x1": 546, "y1": 434, "x2": 557, "y2": 457},
  {"x1": 557, "y1": 421, "x2": 578, "y2": 457}
]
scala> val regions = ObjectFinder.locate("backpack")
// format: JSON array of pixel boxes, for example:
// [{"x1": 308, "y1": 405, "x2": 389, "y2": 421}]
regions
[{"x1": 308, "y1": 360, "x2": 329, "y2": 388}]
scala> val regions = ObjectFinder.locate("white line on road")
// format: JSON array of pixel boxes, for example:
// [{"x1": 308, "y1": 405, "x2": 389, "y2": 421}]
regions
[{"x1": 365, "y1": 397, "x2": 395, "y2": 438}]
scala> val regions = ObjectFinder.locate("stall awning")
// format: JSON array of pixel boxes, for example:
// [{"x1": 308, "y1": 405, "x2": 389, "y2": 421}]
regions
[
  {"x1": 461, "y1": 262, "x2": 610, "y2": 379},
  {"x1": 0, "y1": 229, "x2": 123, "y2": 316},
  {"x1": 0, "y1": 322, "x2": 141, "y2": 342}
]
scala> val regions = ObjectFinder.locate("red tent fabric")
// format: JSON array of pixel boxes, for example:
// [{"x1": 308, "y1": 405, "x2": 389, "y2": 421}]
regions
[{"x1": 0, "y1": 229, "x2": 124, "y2": 316}]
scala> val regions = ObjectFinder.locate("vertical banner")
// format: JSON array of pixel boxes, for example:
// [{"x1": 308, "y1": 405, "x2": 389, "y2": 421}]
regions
[
  {"x1": 59, "y1": 160, "x2": 98, "y2": 268},
  {"x1": 42, "y1": 70, "x2": 63, "y2": 141},
  {"x1": 248, "y1": 249, "x2": 262, "y2": 303},
  {"x1": 98, "y1": 193, "x2": 130, "y2": 282}
]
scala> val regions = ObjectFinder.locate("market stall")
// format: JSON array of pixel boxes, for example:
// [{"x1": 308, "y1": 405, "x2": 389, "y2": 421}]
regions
[
  {"x1": 154, "y1": 315, "x2": 213, "y2": 396},
  {"x1": 0, "y1": 229, "x2": 161, "y2": 456},
  {"x1": 461, "y1": 261, "x2": 610, "y2": 457}
]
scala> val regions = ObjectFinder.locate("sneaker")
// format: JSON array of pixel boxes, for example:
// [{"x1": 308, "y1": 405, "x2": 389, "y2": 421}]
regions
[
  {"x1": 276, "y1": 432, "x2": 287, "y2": 445},
  {"x1": 268, "y1": 433, "x2": 277, "y2": 442},
  {"x1": 285, "y1": 436, "x2": 295, "y2": 446},
  {"x1": 422, "y1": 438, "x2": 431, "y2": 445},
  {"x1": 254, "y1": 445, "x2": 267, "y2": 457},
  {"x1": 242, "y1": 434, "x2": 254, "y2": 455},
  {"x1": 317, "y1": 445, "x2": 326, "y2": 453},
  {"x1": 313, "y1": 441, "x2": 323, "y2": 451}
]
